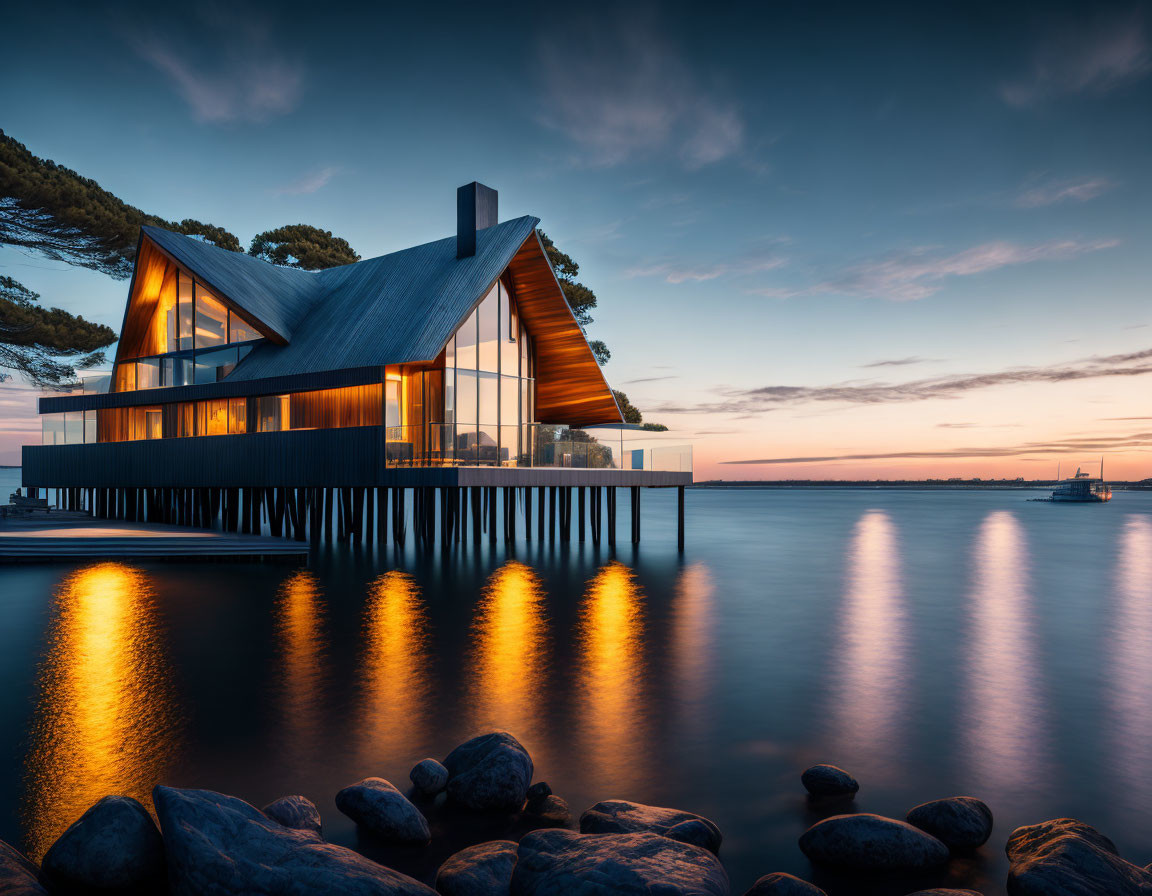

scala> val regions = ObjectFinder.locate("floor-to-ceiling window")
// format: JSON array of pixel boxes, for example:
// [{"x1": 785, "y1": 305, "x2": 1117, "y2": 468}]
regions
[{"x1": 441, "y1": 278, "x2": 534, "y2": 466}]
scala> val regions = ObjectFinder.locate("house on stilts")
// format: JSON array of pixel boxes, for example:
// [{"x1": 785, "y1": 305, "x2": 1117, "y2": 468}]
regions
[{"x1": 23, "y1": 184, "x2": 692, "y2": 548}]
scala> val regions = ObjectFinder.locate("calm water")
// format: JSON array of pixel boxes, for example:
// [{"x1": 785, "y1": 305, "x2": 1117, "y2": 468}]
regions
[{"x1": 2, "y1": 474, "x2": 1151, "y2": 894}]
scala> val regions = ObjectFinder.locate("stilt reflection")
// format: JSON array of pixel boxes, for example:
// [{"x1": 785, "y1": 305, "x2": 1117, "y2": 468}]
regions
[
  {"x1": 470, "y1": 561, "x2": 551, "y2": 765},
  {"x1": 965, "y1": 511, "x2": 1048, "y2": 797},
  {"x1": 356, "y1": 571, "x2": 431, "y2": 766},
  {"x1": 831, "y1": 510, "x2": 905, "y2": 778},
  {"x1": 1110, "y1": 516, "x2": 1152, "y2": 811},
  {"x1": 669, "y1": 563, "x2": 715, "y2": 745},
  {"x1": 21, "y1": 563, "x2": 180, "y2": 861},
  {"x1": 274, "y1": 570, "x2": 328, "y2": 776},
  {"x1": 576, "y1": 562, "x2": 650, "y2": 794}
]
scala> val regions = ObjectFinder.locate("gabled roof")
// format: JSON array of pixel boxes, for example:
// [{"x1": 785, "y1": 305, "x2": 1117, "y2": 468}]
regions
[
  {"x1": 142, "y1": 225, "x2": 315, "y2": 343},
  {"x1": 133, "y1": 217, "x2": 622, "y2": 425}
]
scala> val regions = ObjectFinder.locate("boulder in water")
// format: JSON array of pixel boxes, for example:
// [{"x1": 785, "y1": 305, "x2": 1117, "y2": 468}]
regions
[
  {"x1": 510, "y1": 829, "x2": 728, "y2": 896},
  {"x1": 444, "y1": 732, "x2": 533, "y2": 812},
  {"x1": 799, "y1": 813, "x2": 949, "y2": 871},
  {"x1": 0, "y1": 841, "x2": 47, "y2": 895},
  {"x1": 906, "y1": 797, "x2": 993, "y2": 850},
  {"x1": 410, "y1": 759, "x2": 449, "y2": 797},
  {"x1": 743, "y1": 872, "x2": 826, "y2": 895},
  {"x1": 1005, "y1": 818, "x2": 1152, "y2": 895},
  {"x1": 40, "y1": 795, "x2": 166, "y2": 894},
  {"x1": 579, "y1": 800, "x2": 722, "y2": 854},
  {"x1": 335, "y1": 778, "x2": 431, "y2": 845},
  {"x1": 800, "y1": 765, "x2": 859, "y2": 798},
  {"x1": 436, "y1": 840, "x2": 517, "y2": 896},
  {"x1": 264, "y1": 795, "x2": 323, "y2": 838},
  {"x1": 154, "y1": 785, "x2": 436, "y2": 895}
]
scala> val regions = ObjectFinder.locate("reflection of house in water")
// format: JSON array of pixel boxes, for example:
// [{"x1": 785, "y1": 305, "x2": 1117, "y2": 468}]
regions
[
  {"x1": 21, "y1": 563, "x2": 181, "y2": 861},
  {"x1": 26, "y1": 184, "x2": 691, "y2": 548}
]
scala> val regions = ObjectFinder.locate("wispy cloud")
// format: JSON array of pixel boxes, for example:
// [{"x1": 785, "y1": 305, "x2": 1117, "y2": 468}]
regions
[
  {"x1": 860, "y1": 357, "x2": 941, "y2": 369},
  {"x1": 132, "y1": 9, "x2": 302, "y2": 123},
  {"x1": 751, "y1": 237, "x2": 1119, "y2": 302},
  {"x1": 1001, "y1": 10, "x2": 1151, "y2": 106},
  {"x1": 272, "y1": 165, "x2": 341, "y2": 196},
  {"x1": 620, "y1": 375, "x2": 679, "y2": 385},
  {"x1": 628, "y1": 239, "x2": 788, "y2": 284},
  {"x1": 650, "y1": 346, "x2": 1152, "y2": 417},
  {"x1": 723, "y1": 430, "x2": 1152, "y2": 465},
  {"x1": 535, "y1": 10, "x2": 743, "y2": 168},
  {"x1": 1016, "y1": 176, "x2": 1114, "y2": 207}
]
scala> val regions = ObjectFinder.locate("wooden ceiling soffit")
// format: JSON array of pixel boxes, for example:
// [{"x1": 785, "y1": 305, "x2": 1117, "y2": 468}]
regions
[{"x1": 505, "y1": 232, "x2": 623, "y2": 427}]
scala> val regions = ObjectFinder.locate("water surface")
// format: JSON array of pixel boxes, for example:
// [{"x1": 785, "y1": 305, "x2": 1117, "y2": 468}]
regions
[{"x1": 2, "y1": 482, "x2": 1150, "y2": 894}]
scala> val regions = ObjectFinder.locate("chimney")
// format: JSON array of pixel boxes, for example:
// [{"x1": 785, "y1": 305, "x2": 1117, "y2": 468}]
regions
[{"x1": 457, "y1": 182, "x2": 498, "y2": 258}]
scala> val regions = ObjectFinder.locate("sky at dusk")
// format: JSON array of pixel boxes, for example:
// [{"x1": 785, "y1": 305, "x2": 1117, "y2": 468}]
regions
[{"x1": 2, "y1": 0, "x2": 1150, "y2": 479}]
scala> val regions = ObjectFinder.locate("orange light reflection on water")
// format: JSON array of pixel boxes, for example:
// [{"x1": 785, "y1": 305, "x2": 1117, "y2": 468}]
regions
[
  {"x1": 831, "y1": 510, "x2": 906, "y2": 778},
  {"x1": 356, "y1": 571, "x2": 431, "y2": 767},
  {"x1": 274, "y1": 570, "x2": 328, "y2": 776},
  {"x1": 21, "y1": 563, "x2": 180, "y2": 861},
  {"x1": 669, "y1": 563, "x2": 715, "y2": 743},
  {"x1": 469, "y1": 561, "x2": 551, "y2": 766},
  {"x1": 576, "y1": 562, "x2": 650, "y2": 794}
]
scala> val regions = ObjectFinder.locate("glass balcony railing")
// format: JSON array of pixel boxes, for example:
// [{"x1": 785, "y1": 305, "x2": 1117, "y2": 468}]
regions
[{"x1": 384, "y1": 423, "x2": 692, "y2": 472}]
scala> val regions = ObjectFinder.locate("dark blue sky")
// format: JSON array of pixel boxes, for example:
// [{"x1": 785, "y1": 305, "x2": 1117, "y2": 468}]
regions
[{"x1": 2, "y1": 1, "x2": 1150, "y2": 476}]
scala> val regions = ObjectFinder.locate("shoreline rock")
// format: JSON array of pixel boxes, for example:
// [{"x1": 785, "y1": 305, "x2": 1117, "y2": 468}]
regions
[
  {"x1": 264, "y1": 795, "x2": 324, "y2": 838},
  {"x1": 336, "y1": 778, "x2": 431, "y2": 845},
  {"x1": 906, "y1": 797, "x2": 993, "y2": 850},
  {"x1": 743, "y1": 872, "x2": 826, "y2": 894},
  {"x1": 444, "y1": 732, "x2": 534, "y2": 813},
  {"x1": 436, "y1": 840, "x2": 518, "y2": 896},
  {"x1": 579, "y1": 799, "x2": 723, "y2": 854},
  {"x1": 0, "y1": 840, "x2": 47, "y2": 895},
  {"x1": 800, "y1": 765, "x2": 859, "y2": 798},
  {"x1": 799, "y1": 813, "x2": 949, "y2": 871},
  {"x1": 40, "y1": 795, "x2": 166, "y2": 894},
  {"x1": 1005, "y1": 817, "x2": 1152, "y2": 895},
  {"x1": 410, "y1": 759, "x2": 449, "y2": 797}
]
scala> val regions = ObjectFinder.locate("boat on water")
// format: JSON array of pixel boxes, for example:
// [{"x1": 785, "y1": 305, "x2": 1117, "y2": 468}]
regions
[{"x1": 1050, "y1": 462, "x2": 1112, "y2": 503}]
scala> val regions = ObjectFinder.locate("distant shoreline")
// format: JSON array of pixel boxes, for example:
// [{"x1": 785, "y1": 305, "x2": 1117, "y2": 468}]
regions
[{"x1": 693, "y1": 480, "x2": 1152, "y2": 490}]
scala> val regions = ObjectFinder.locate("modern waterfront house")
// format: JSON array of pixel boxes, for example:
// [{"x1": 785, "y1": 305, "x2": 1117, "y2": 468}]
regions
[{"x1": 23, "y1": 184, "x2": 691, "y2": 547}]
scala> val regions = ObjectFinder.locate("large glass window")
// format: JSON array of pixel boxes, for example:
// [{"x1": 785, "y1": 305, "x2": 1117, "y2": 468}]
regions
[
  {"x1": 195, "y1": 285, "x2": 227, "y2": 348},
  {"x1": 137, "y1": 357, "x2": 161, "y2": 390},
  {"x1": 178, "y1": 273, "x2": 194, "y2": 351},
  {"x1": 194, "y1": 345, "x2": 239, "y2": 385},
  {"x1": 228, "y1": 311, "x2": 260, "y2": 343},
  {"x1": 456, "y1": 307, "x2": 478, "y2": 369},
  {"x1": 477, "y1": 284, "x2": 499, "y2": 372},
  {"x1": 500, "y1": 283, "x2": 518, "y2": 375}
]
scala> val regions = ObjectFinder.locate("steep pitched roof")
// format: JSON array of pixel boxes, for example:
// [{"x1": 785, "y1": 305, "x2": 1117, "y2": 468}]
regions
[{"x1": 141, "y1": 225, "x2": 316, "y2": 343}]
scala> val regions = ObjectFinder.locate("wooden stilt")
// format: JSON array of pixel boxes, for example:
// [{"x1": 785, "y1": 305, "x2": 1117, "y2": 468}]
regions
[
  {"x1": 608, "y1": 487, "x2": 617, "y2": 547},
  {"x1": 578, "y1": 487, "x2": 586, "y2": 543}
]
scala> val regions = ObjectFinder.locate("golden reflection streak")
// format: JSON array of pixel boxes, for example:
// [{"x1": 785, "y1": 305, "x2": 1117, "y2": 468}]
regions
[
  {"x1": 1110, "y1": 516, "x2": 1152, "y2": 811},
  {"x1": 469, "y1": 561, "x2": 552, "y2": 767},
  {"x1": 965, "y1": 511, "x2": 1048, "y2": 796},
  {"x1": 669, "y1": 563, "x2": 715, "y2": 742},
  {"x1": 832, "y1": 510, "x2": 906, "y2": 778},
  {"x1": 356, "y1": 571, "x2": 431, "y2": 767},
  {"x1": 21, "y1": 563, "x2": 180, "y2": 861},
  {"x1": 576, "y1": 562, "x2": 650, "y2": 794},
  {"x1": 274, "y1": 570, "x2": 328, "y2": 777}
]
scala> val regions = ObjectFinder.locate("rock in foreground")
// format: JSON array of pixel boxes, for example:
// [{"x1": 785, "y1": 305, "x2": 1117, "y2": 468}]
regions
[
  {"x1": 154, "y1": 785, "x2": 436, "y2": 895},
  {"x1": 264, "y1": 795, "x2": 323, "y2": 837},
  {"x1": 511, "y1": 829, "x2": 729, "y2": 896},
  {"x1": 0, "y1": 841, "x2": 47, "y2": 895},
  {"x1": 40, "y1": 795, "x2": 166, "y2": 894},
  {"x1": 579, "y1": 799, "x2": 722, "y2": 854},
  {"x1": 799, "y1": 813, "x2": 949, "y2": 871},
  {"x1": 800, "y1": 765, "x2": 859, "y2": 798},
  {"x1": 436, "y1": 840, "x2": 517, "y2": 896},
  {"x1": 906, "y1": 890, "x2": 985, "y2": 895},
  {"x1": 906, "y1": 797, "x2": 993, "y2": 850},
  {"x1": 336, "y1": 778, "x2": 431, "y2": 845},
  {"x1": 410, "y1": 759, "x2": 449, "y2": 797},
  {"x1": 522, "y1": 794, "x2": 573, "y2": 828},
  {"x1": 1005, "y1": 817, "x2": 1152, "y2": 896},
  {"x1": 444, "y1": 732, "x2": 533, "y2": 812},
  {"x1": 743, "y1": 871, "x2": 827, "y2": 895}
]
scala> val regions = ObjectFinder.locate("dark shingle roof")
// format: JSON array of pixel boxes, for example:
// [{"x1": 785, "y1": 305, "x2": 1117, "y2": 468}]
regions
[{"x1": 140, "y1": 216, "x2": 540, "y2": 380}]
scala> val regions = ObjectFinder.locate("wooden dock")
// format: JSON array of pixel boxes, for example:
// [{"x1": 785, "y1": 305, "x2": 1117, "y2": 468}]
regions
[{"x1": 0, "y1": 512, "x2": 308, "y2": 563}]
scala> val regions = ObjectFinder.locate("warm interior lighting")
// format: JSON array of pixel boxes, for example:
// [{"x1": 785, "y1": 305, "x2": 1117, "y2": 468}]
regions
[
  {"x1": 576, "y1": 562, "x2": 649, "y2": 793},
  {"x1": 356, "y1": 571, "x2": 430, "y2": 767},
  {"x1": 274, "y1": 571, "x2": 327, "y2": 775},
  {"x1": 20, "y1": 563, "x2": 180, "y2": 861},
  {"x1": 469, "y1": 561, "x2": 550, "y2": 763}
]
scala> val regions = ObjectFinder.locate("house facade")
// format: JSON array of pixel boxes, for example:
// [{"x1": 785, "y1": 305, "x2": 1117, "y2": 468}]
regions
[{"x1": 22, "y1": 185, "x2": 689, "y2": 545}]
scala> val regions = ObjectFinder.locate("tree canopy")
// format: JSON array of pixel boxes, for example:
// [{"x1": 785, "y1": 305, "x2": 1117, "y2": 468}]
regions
[
  {"x1": 0, "y1": 276, "x2": 116, "y2": 386},
  {"x1": 0, "y1": 129, "x2": 241, "y2": 280},
  {"x1": 249, "y1": 224, "x2": 360, "y2": 270}
]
